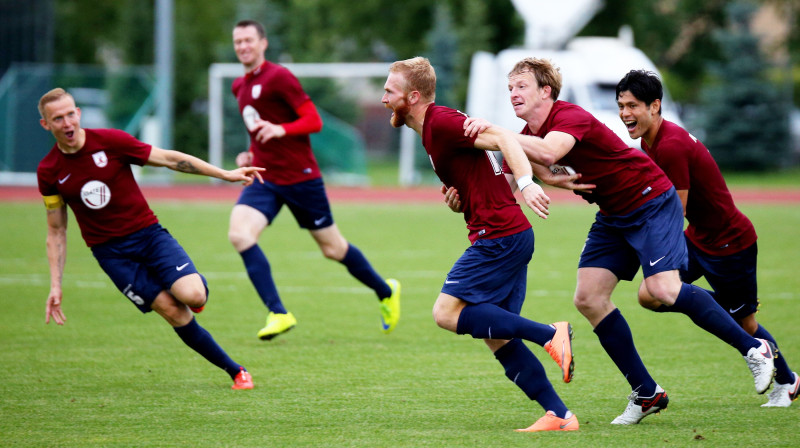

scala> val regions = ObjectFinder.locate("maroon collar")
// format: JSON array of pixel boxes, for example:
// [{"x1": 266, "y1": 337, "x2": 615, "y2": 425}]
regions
[{"x1": 245, "y1": 60, "x2": 268, "y2": 80}]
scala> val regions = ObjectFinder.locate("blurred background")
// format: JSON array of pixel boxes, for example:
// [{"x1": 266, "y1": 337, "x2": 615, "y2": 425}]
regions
[{"x1": 1, "y1": 0, "x2": 798, "y2": 187}]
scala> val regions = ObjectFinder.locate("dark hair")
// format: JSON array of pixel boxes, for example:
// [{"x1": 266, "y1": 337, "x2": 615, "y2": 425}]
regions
[
  {"x1": 616, "y1": 69, "x2": 662, "y2": 114},
  {"x1": 235, "y1": 20, "x2": 266, "y2": 39}
]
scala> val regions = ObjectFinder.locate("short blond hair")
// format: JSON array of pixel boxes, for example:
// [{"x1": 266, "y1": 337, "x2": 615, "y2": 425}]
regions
[
  {"x1": 508, "y1": 58, "x2": 562, "y2": 101},
  {"x1": 389, "y1": 57, "x2": 436, "y2": 103},
  {"x1": 38, "y1": 88, "x2": 73, "y2": 119}
]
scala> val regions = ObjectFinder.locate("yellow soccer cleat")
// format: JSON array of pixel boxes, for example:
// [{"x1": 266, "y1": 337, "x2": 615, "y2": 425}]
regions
[
  {"x1": 257, "y1": 311, "x2": 297, "y2": 341},
  {"x1": 379, "y1": 279, "x2": 401, "y2": 334}
]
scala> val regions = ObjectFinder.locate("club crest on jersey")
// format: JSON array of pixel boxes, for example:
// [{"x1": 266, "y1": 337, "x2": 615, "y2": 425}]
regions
[
  {"x1": 92, "y1": 151, "x2": 108, "y2": 168},
  {"x1": 251, "y1": 84, "x2": 262, "y2": 99},
  {"x1": 242, "y1": 105, "x2": 260, "y2": 131},
  {"x1": 80, "y1": 180, "x2": 111, "y2": 210}
]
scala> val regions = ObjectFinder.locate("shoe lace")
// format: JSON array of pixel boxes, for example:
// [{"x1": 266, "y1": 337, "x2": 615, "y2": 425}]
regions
[
  {"x1": 746, "y1": 351, "x2": 767, "y2": 374},
  {"x1": 619, "y1": 391, "x2": 639, "y2": 416}
]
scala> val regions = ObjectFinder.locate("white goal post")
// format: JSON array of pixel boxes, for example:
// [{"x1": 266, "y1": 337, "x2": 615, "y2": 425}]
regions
[{"x1": 208, "y1": 62, "x2": 418, "y2": 185}]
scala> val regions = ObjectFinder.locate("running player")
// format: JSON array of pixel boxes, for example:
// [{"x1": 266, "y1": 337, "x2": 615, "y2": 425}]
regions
[
  {"x1": 616, "y1": 69, "x2": 798, "y2": 407},
  {"x1": 38, "y1": 88, "x2": 262, "y2": 389},
  {"x1": 228, "y1": 20, "x2": 399, "y2": 340},
  {"x1": 382, "y1": 56, "x2": 579, "y2": 433},
  {"x1": 458, "y1": 57, "x2": 778, "y2": 424}
]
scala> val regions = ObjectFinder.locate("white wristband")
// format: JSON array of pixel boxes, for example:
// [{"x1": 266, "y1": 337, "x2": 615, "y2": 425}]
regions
[{"x1": 517, "y1": 175, "x2": 534, "y2": 191}]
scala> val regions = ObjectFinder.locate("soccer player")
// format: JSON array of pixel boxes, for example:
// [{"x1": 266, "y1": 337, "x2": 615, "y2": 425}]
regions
[
  {"x1": 382, "y1": 56, "x2": 579, "y2": 433},
  {"x1": 466, "y1": 57, "x2": 777, "y2": 424},
  {"x1": 37, "y1": 88, "x2": 262, "y2": 390},
  {"x1": 228, "y1": 19, "x2": 400, "y2": 340},
  {"x1": 616, "y1": 69, "x2": 799, "y2": 407}
]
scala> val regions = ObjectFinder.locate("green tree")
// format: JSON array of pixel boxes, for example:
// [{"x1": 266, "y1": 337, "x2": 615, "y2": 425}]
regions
[
  {"x1": 700, "y1": 1, "x2": 791, "y2": 170},
  {"x1": 426, "y1": 3, "x2": 459, "y2": 108}
]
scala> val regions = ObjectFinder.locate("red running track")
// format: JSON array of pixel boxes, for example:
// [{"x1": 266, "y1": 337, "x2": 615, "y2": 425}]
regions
[{"x1": 2, "y1": 184, "x2": 800, "y2": 204}]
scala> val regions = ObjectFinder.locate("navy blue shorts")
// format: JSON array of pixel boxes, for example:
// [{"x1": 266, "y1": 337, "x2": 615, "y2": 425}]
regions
[
  {"x1": 442, "y1": 228, "x2": 534, "y2": 314},
  {"x1": 681, "y1": 238, "x2": 759, "y2": 320},
  {"x1": 579, "y1": 188, "x2": 687, "y2": 281},
  {"x1": 91, "y1": 224, "x2": 206, "y2": 313},
  {"x1": 237, "y1": 177, "x2": 334, "y2": 230}
]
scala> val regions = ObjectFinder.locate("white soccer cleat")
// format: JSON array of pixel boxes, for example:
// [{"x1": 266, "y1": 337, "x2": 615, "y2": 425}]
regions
[
  {"x1": 745, "y1": 339, "x2": 777, "y2": 394},
  {"x1": 762, "y1": 372, "x2": 800, "y2": 407},
  {"x1": 611, "y1": 385, "x2": 669, "y2": 425}
]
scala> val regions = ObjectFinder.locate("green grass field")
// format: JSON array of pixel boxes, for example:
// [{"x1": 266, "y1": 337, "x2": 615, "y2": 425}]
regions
[{"x1": 1, "y1": 199, "x2": 799, "y2": 447}]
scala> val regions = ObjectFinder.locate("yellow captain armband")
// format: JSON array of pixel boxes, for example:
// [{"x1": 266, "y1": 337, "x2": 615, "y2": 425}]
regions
[{"x1": 42, "y1": 194, "x2": 65, "y2": 210}]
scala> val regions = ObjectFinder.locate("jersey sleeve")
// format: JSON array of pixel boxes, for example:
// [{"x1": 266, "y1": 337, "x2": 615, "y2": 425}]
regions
[
  {"x1": 231, "y1": 77, "x2": 243, "y2": 96},
  {"x1": 37, "y1": 152, "x2": 59, "y2": 197},
  {"x1": 429, "y1": 109, "x2": 476, "y2": 150},
  {"x1": 548, "y1": 107, "x2": 592, "y2": 142},
  {"x1": 103, "y1": 129, "x2": 153, "y2": 166},
  {"x1": 274, "y1": 67, "x2": 311, "y2": 110}
]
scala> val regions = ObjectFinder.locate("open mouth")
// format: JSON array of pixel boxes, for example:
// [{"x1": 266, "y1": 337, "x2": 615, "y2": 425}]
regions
[{"x1": 624, "y1": 120, "x2": 637, "y2": 132}]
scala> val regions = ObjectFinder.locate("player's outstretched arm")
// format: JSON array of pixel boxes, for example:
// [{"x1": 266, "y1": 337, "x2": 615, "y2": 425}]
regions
[
  {"x1": 532, "y1": 163, "x2": 595, "y2": 193},
  {"x1": 475, "y1": 126, "x2": 550, "y2": 219},
  {"x1": 44, "y1": 203, "x2": 68, "y2": 325},
  {"x1": 515, "y1": 131, "x2": 575, "y2": 167},
  {"x1": 147, "y1": 147, "x2": 264, "y2": 185}
]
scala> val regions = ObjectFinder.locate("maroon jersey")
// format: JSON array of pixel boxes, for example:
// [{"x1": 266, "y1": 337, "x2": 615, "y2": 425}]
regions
[
  {"x1": 37, "y1": 129, "x2": 158, "y2": 247},
  {"x1": 524, "y1": 101, "x2": 673, "y2": 215},
  {"x1": 232, "y1": 61, "x2": 321, "y2": 185},
  {"x1": 643, "y1": 120, "x2": 756, "y2": 256},
  {"x1": 422, "y1": 105, "x2": 531, "y2": 243}
]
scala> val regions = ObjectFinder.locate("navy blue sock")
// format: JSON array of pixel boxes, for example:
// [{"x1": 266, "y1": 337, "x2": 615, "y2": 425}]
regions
[
  {"x1": 240, "y1": 245, "x2": 287, "y2": 314},
  {"x1": 594, "y1": 309, "x2": 657, "y2": 397},
  {"x1": 754, "y1": 324, "x2": 793, "y2": 384},
  {"x1": 456, "y1": 303, "x2": 555, "y2": 346},
  {"x1": 494, "y1": 339, "x2": 569, "y2": 418},
  {"x1": 670, "y1": 283, "x2": 758, "y2": 355},
  {"x1": 174, "y1": 318, "x2": 242, "y2": 379},
  {"x1": 339, "y1": 244, "x2": 392, "y2": 299}
]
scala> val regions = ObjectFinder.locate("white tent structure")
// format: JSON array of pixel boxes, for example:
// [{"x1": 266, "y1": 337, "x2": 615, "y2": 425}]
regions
[{"x1": 467, "y1": 0, "x2": 681, "y2": 149}]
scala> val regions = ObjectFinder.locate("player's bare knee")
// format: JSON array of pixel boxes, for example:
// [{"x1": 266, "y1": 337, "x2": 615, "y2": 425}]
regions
[
  {"x1": 431, "y1": 304, "x2": 456, "y2": 332},
  {"x1": 573, "y1": 294, "x2": 594, "y2": 315},
  {"x1": 638, "y1": 289, "x2": 661, "y2": 310},
  {"x1": 181, "y1": 287, "x2": 207, "y2": 308},
  {"x1": 228, "y1": 229, "x2": 255, "y2": 251},
  {"x1": 152, "y1": 293, "x2": 193, "y2": 327},
  {"x1": 320, "y1": 244, "x2": 340, "y2": 260},
  {"x1": 320, "y1": 241, "x2": 347, "y2": 261}
]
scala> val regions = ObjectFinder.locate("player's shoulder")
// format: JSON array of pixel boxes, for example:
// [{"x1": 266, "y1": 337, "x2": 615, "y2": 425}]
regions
[
  {"x1": 430, "y1": 104, "x2": 468, "y2": 120},
  {"x1": 231, "y1": 76, "x2": 245, "y2": 94},
  {"x1": 659, "y1": 120, "x2": 702, "y2": 148},
  {"x1": 37, "y1": 146, "x2": 60, "y2": 173},
  {"x1": 550, "y1": 100, "x2": 593, "y2": 123},
  {"x1": 87, "y1": 128, "x2": 136, "y2": 145},
  {"x1": 426, "y1": 105, "x2": 468, "y2": 130},
  {"x1": 552, "y1": 100, "x2": 588, "y2": 115}
]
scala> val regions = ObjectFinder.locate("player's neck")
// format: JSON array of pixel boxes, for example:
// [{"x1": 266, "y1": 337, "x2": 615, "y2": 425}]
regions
[
  {"x1": 244, "y1": 58, "x2": 266, "y2": 74},
  {"x1": 405, "y1": 103, "x2": 430, "y2": 135},
  {"x1": 643, "y1": 115, "x2": 663, "y2": 147},
  {"x1": 523, "y1": 102, "x2": 553, "y2": 134}
]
